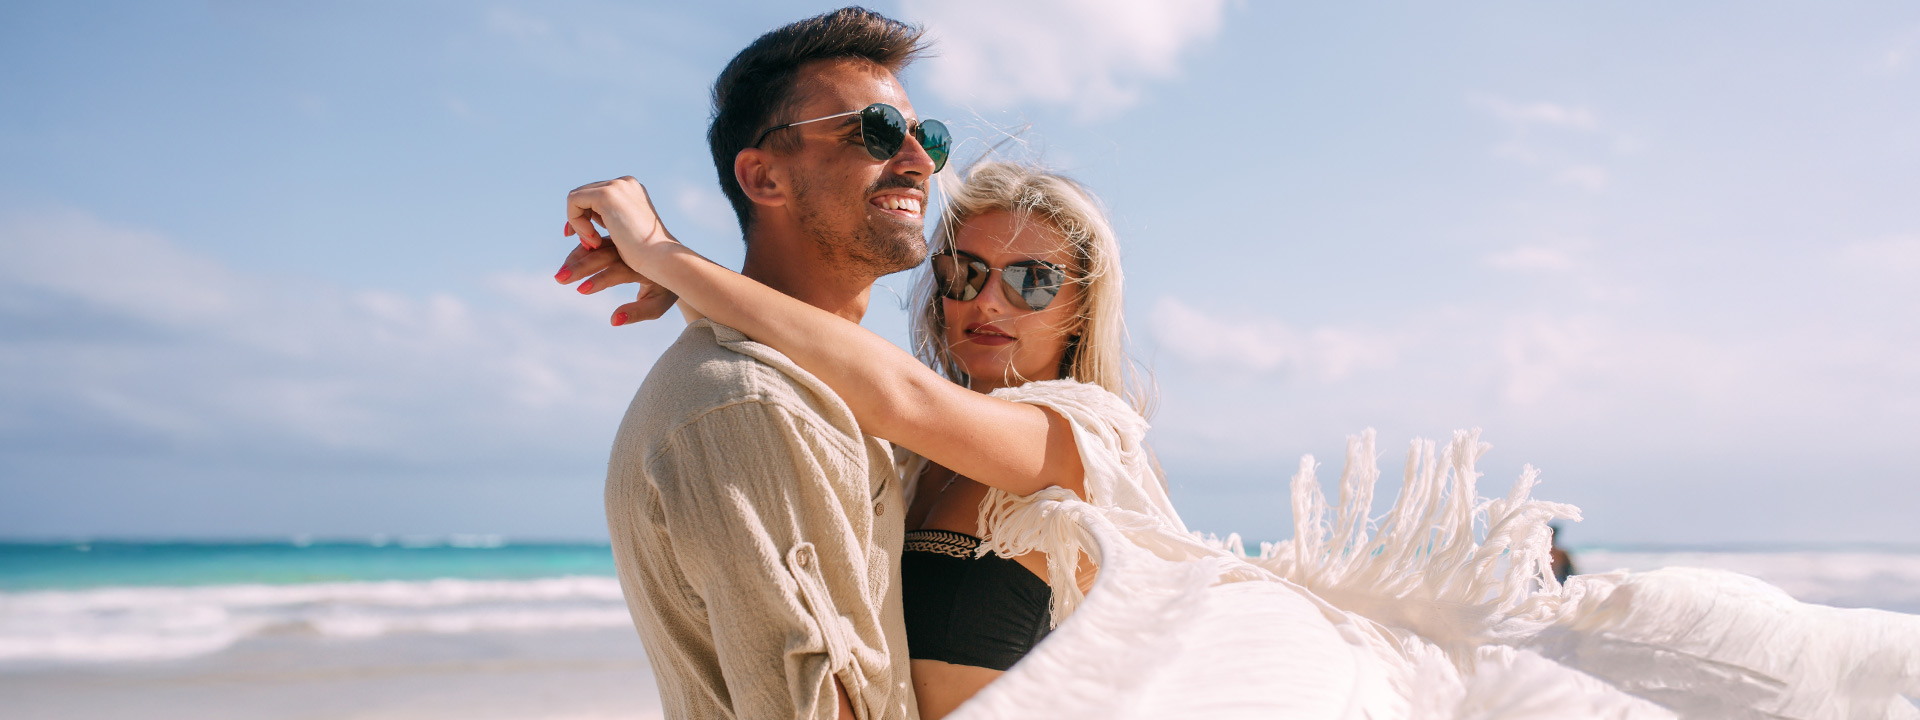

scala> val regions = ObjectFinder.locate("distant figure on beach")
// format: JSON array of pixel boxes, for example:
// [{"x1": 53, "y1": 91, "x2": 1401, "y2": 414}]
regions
[{"x1": 1550, "y1": 522, "x2": 1576, "y2": 584}]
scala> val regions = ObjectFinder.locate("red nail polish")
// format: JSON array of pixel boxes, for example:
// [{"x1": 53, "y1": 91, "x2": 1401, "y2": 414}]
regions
[
  {"x1": 564, "y1": 221, "x2": 574, "y2": 237},
  {"x1": 613, "y1": 312, "x2": 627, "y2": 326},
  {"x1": 554, "y1": 267, "x2": 572, "y2": 283},
  {"x1": 578, "y1": 280, "x2": 593, "y2": 294}
]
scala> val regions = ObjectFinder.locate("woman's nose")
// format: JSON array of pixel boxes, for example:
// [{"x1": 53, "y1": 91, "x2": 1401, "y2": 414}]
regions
[{"x1": 973, "y1": 271, "x2": 1013, "y2": 315}]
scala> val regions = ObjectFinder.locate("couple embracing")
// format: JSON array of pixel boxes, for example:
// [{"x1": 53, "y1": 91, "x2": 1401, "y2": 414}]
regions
[
  {"x1": 558, "y1": 7, "x2": 1920, "y2": 720},
  {"x1": 562, "y1": 8, "x2": 1142, "y2": 719}
]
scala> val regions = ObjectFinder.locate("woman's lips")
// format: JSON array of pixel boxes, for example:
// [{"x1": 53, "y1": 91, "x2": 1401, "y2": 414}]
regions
[{"x1": 966, "y1": 324, "x2": 1016, "y2": 346}]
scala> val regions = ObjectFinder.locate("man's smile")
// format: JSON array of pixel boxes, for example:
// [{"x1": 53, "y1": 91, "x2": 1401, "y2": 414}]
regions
[{"x1": 869, "y1": 189, "x2": 924, "y2": 218}]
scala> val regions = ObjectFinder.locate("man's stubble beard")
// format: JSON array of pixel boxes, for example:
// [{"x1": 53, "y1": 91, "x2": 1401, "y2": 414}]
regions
[{"x1": 793, "y1": 175, "x2": 928, "y2": 280}]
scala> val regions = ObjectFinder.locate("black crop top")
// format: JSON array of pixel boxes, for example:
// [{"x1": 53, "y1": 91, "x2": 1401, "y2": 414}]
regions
[{"x1": 900, "y1": 529, "x2": 1052, "y2": 671}]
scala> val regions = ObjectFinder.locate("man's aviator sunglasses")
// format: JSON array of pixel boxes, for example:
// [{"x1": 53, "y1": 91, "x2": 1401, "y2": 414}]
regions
[
  {"x1": 931, "y1": 251, "x2": 1072, "y2": 311},
  {"x1": 752, "y1": 103, "x2": 950, "y2": 172}
]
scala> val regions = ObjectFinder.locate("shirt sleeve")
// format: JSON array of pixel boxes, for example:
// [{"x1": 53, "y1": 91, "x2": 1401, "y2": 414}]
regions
[{"x1": 649, "y1": 399, "x2": 877, "y2": 720}]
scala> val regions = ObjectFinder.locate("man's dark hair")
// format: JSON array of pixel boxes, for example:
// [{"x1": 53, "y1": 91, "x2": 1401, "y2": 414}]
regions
[{"x1": 708, "y1": 6, "x2": 928, "y2": 233}]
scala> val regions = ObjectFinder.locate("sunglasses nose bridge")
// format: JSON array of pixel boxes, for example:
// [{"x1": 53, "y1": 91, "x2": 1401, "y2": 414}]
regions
[
  {"x1": 887, "y1": 126, "x2": 937, "y2": 176},
  {"x1": 951, "y1": 265, "x2": 1005, "y2": 310},
  {"x1": 865, "y1": 103, "x2": 943, "y2": 174}
]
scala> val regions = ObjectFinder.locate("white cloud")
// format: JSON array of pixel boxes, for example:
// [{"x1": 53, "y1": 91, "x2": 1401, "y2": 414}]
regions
[
  {"x1": 1480, "y1": 98, "x2": 1599, "y2": 131},
  {"x1": 900, "y1": 0, "x2": 1230, "y2": 119},
  {"x1": 1554, "y1": 164, "x2": 1610, "y2": 191},
  {"x1": 291, "y1": 92, "x2": 331, "y2": 119},
  {"x1": 1837, "y1": 236, "x2": 1920, "y2": 274},
  {"x1": 1883, "y1": 47, "x2": 1909, "y2": 70},
  {"x1": 1872, "y1": 26, "x2": 1920, "y2": 72},
  {"x1": 1484, "y1": 245, "x2": 1577, "y2": 272},
  {"x1": 2, "y1": 210, "x2": 234, "y2": 324},
  {"x1": 0, "y1": 209, "x2": 678, "y2": 465},
  {"x1": 1497, "y1": 314, "x2": 1620, "y2": 406},
  {"x1": 673, "y1": 183, "x2": 738, "y2": 235},
  {"x1": 481, "y1": 5, "x2": 630, "y2": 73},
  {"x1": 443, "y1": 94, "x2": 477, "y2": 120},
  {"x1": 1477, "y1": 95, "x2": 1623, "y2": 192},
  {"x1": 1149, "y1": 297, "x2": 1402, "y2": 381}
]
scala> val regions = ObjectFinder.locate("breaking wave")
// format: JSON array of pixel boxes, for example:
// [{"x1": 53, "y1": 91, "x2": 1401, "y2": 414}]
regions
[{"x1": 0, "y1": 576, "x2": 630, "y2": 664}]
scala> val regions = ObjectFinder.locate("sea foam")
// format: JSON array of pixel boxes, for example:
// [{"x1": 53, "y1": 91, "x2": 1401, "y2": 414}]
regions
[
  {"x1": 1576, "y1": 549, "x2": 1920, "y2": 614},
  {"x1": 0, "y1": 576, "x2": 630, "y2": 664},
  {"x1": 7, "y1": 551, "x2": 1917, "y2": 665}
]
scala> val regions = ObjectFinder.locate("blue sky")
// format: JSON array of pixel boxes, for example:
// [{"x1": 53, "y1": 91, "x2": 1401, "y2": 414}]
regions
[{"x1": 3, "y1": 1, "x2": 1917, "y2": 545}]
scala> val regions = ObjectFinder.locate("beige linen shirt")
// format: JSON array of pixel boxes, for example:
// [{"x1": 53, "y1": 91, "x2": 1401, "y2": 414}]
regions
[{"x1": 605, "y1": 320, "x2": 916, "y2": 720}]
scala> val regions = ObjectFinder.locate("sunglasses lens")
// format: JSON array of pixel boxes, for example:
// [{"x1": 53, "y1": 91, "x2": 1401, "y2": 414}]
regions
[
  {"x1": 915, "y1": 119, "x2": 951, "y2": 172},
  {"x1": 861, "y1": 104, "x2": 907, "y2": 162},
  {"x1": 931, "y1": 253, "x2": 983, "y2": 301},
  {"x1": 1002, "y1": 264, "x2": 1066, "y2": 310}
]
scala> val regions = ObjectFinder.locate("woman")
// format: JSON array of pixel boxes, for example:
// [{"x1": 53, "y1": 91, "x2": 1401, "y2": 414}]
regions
[
  {"x1": 891, "y1": 164, "x2": 1148, "y2": 717},
  {"x1": 563, "y1": 163, "x2": 1920, "y2": 719}
]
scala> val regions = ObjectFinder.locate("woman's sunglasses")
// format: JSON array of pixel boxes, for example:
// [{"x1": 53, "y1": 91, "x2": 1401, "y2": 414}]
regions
[
  {"x1": 931, "y1": 251, "x2": 1071, "y2": 311},
  {"x1": 752, "y1": 103, "x2": 950, "y2": 172}
]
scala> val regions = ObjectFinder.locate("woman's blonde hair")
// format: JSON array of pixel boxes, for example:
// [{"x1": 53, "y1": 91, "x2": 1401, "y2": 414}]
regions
[{"x1": 909, "y1": 161, "x2": 1154, "y2": 416}]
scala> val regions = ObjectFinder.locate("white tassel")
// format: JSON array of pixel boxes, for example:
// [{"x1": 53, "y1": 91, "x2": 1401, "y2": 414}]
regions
[
  {"x1": 1255, "y1": 428, "x2": 1581, "y2": 668},
  {"x1": 977, "y1": 487, "x2": 1099, "y2": 627}
]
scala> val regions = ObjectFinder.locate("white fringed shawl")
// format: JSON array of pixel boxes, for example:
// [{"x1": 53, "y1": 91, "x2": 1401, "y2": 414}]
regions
[
  {"x1": 972, "y1": 379, "x2": 1190, "y2": 626},
  {"x1": 938, "y1": 382, "x2": 1920, "y2": 718},
  {"x1": 964, "y1": 380, "x2": 1585, "y2": 637}
]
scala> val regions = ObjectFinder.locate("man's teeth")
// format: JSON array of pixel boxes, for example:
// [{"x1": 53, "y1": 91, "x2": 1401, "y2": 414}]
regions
[{"x1": 877, "y1": 196, "x2": 921, "y2": 214}]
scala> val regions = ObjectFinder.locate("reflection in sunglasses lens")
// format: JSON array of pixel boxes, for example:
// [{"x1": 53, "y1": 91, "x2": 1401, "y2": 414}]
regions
[
  {"x1": 857, "y1": 104, "x2": 949, "y2": 172},
  {"x1": 862, "y1": 105, "x2": 906, "y2": 162},
  {"x1": 918, "y1": 119, "x2": 950, "y2": 172},
  {"x1": 933, "y1": 253, "x2": 1066, "y2": 311},
  {"x1": 1005, "y1": 265, "x2": 1062, "y2": 310}
]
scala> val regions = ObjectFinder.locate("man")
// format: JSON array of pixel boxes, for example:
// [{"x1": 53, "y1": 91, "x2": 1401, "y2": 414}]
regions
[{"x1": 556, "y1": 7, "x2": 936, "y2": 720}]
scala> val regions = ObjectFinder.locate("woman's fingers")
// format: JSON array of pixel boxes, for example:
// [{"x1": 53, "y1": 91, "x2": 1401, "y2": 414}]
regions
[
  {"x1": 562, "y1": 177, "x2": 683, "y2": 320},
  {"x1": 568, "y1": 214, "x2": 602, "y2": 249},
  {"x1": 565, "y1": 184, "x2": 609, "y2": 249},
  {"x1": 611, "y1": 288, "x2": 679, "y2": 326},
  {"x1": 556, "y1": 242, "x2": 622, "y2": 284},
  {"x1": 567, "y1": 177, "x2": 667, "y2": 253},
  {"x1": 575, "y1": 262, "x2": 645, "y2": 295},
  {"x1": 555, "y1": 243, "x2": 594, "y2": 283}
]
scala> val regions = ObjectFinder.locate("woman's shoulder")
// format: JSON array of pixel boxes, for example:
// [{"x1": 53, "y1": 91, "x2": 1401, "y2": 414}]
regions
[
  {"x1": 987, "y1": 378, "x2": 1127, "y2": 407},
  {"x1": 988, "y1": 379, "x2": 1147, "y2": 439}
]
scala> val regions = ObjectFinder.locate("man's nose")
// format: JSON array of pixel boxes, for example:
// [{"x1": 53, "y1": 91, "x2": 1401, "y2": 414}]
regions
[{"x1": 889, "y1": 130, "x2": 937, "y2": 178}]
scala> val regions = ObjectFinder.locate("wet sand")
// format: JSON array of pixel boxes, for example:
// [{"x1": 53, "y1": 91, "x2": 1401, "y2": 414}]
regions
[{"x1": 0, "y1": 627, "x2": 663, "y2": 720}]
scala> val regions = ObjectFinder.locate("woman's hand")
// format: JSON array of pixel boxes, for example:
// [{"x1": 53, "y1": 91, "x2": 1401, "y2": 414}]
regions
[
  {"x1": 555, "y1": 241, "x2": 681, "y2": 326},
  {"x1": 559, "y1": 177, "x2": 682, "y2": 326},
  {"x1": 565, "y1": 176, "x2": 671, "y2": 257}
]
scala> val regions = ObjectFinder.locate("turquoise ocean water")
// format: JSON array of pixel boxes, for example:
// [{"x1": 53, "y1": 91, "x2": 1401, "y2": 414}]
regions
[
  {"x1": 0, "y1": 539, "x2": 631, "y2": 667},
  {"x1": 0, "y1": 540, "x2": 617, "y2": 592},
  {"x1": 0, "y1": 541, "x2": 654, "y2": 719},
  {"x1": 4, "y1": 539, "x2": 1918, "y2": 670}
]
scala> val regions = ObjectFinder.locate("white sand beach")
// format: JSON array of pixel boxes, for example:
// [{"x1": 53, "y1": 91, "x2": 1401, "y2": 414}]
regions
[{"x1": 0, "y1": 626, "x2": 661, "y2": 720}]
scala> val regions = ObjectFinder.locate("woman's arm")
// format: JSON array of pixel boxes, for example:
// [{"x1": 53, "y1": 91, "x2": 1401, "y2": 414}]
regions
[{"x1": 565, "y1": 178, "x2": 1084, "y2": 498}]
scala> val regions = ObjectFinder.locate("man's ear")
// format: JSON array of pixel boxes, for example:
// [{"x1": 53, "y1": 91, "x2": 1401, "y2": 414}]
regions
[{"x1": 734, "y1": 148, "x2": 788, "y2": 211}]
